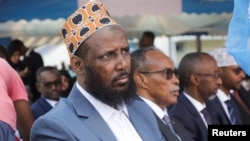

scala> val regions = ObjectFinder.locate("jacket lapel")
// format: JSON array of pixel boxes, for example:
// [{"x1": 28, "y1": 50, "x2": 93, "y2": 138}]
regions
[
  {"x1": 180, "y1": 94, "x2": 207, "y2": 130},
  {"x1": 39, "y1": 97, "x2": 53, "y2": 112},
  {"x1": 68, "y1": 85, "x2": 117, "y2": 141},
  {"x1": 126, "y1": 96, "x2": 165, "y2": 141}
]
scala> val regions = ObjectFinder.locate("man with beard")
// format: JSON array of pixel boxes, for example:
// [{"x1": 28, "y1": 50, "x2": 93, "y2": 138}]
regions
[
  {"x1": 30, "y1": 1, "x2": 148, "y2": 141},
  {"x1": 169, "y1": 52, "x2": 222, "y2": 141},
  {"x1": 126, "y1": 47, "x2": 194, "y2": 141},
  {"x1": 206, "y1": 48, "x2": 246, "y2": 125}
]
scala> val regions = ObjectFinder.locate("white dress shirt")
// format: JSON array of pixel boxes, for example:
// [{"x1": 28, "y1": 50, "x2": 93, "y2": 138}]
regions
[
  {"x1": 183, "y1": 93, "x2": 208, "y2": 128},
  {"x1": 140, "y1": 96, "x2": 167, "y2": 120},
  {"x1": 76, "y1": 82, "x2": 142, "y2": 141},
  {"x1": 44, "y1": 97, "x2": 59, "y2": 107},
  {"x1": 216, "y1": 89, "x2": 233, "y2": 120}
]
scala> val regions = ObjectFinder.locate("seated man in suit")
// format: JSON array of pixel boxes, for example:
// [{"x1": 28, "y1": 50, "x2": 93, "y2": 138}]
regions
[
  {"x1": 126, "y1": 47, "x2": 193, "y2": 141},
  {"x1": 207, "y1": 47, "x2": 246, "y2": 125},
  {"x1": 31, "y1": 1, "x2": 153, "y2": 141},
  {"x1": 31, "y1": 66, "x2": 62, "y2": 120},
  {"x1": 169, "y1": 52, "x2": 222, "y2": 141}
]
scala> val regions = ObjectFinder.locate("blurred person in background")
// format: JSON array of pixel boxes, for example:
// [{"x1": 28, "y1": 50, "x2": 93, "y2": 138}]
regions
[
  {"x1": 0, "y1": 58, "x2": 34, "y2": 141},
  {"x1": 8, "y1": 39, "x2": 44, "y2": 104},
  {"x1": 31, "y1": 66, "x2": 62, "y2": 120},
  {"x1": 59, "y1": 69, "x2": 75, "y2": 98},
  {"x1": 0, "y1": 44, "x2": 9, "y2": 60},
  {"x1": 138, "y1": 31, "x2": 155, "y2": 49},
  {"x1": 7, "y1": 41, "x2": 28, "y2": 78}
]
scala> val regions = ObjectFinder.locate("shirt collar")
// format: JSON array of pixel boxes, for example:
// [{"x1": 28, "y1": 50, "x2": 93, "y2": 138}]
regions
[
  {"x1": 76, "y1": 82, "x2": 128, "y2": 122},
  {"x1": 43, "y1": 97, "x2": 59, "y2": 107},
  {"x1": 183, "y1": 92, "x2": 206, "y2": 112},
  {"x1": 216, "y1": 89, "x2": 231, "y2": 103},
  {"x1": 139, "y1": 96, "x2": 167, "y2": 119}
]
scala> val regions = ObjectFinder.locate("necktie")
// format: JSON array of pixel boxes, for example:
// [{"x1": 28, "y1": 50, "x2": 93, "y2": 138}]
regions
[
  {"x1": 225, "y1": 100, "x2": 237, "y2": 124},
  {"x1": 201, "y1": 108, "x2": 212, "y2": 125},
  {"x1": 163, "y1": 115, "x2": 182, "y2": 141}
]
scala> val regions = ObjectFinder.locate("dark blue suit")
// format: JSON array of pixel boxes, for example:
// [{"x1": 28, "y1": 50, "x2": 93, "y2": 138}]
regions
[
  {"x1": 169, "y1": 93, "x2": 217, "y2": 141},
  {"x1": 206, "y1": 95, "x2": 243, "y2": 125},
  {"x1": 30, "y1": 97, "x2": 53, "y2": 120}
]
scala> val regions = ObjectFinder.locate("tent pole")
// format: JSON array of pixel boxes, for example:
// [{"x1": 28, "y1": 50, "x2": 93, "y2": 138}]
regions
[{"x1": 196, "y1": 34, "x2": 201, "y2": 52}]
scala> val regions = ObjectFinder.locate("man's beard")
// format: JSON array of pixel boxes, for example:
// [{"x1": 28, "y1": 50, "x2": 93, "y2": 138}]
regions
[{"x1": 84, "y1": 66, "x2": 133, "y2": 108}]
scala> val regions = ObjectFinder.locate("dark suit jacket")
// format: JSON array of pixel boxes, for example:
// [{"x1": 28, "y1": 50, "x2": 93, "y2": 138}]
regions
[
  {"x1": 238, "y1": 86, "x2": 250, "y2": 108},
  {"x1": 31, "y1": 97, "x2": 53, "y2": 120},
  {"x1": 169, "y1": 93, "x2": 215, "y2": 141},
  {"x1": 206, "y1": 95, "x2": 243, "y2": 125},
  {"x1": 236, "y1": 87, "x2": 250, "y2": 124},
  {"x1": 126, "y1": 96, "x2": 194, "y2": 141}
]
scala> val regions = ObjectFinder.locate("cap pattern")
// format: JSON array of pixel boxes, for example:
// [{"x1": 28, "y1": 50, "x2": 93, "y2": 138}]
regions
[{"x1": 60, "y1": 1, "x2": 117, "y2": 57}]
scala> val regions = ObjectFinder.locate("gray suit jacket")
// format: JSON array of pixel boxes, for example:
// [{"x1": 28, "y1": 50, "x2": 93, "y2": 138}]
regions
[
  {"x1": 30, "y1": 85, "x2": 118, "y2": 141},
  {"x1": 126, "y1": 96, "x2": 165, "y2": 141},
  {"x1": 126, "y1": 96, "x2": 194, "y2": 141},
  {"x1": 30, "y1": 84, "x2": 157, "y2": 141}
]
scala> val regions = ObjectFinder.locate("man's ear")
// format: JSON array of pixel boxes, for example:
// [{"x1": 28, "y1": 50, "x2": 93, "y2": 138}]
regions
[
  {"x1": 70, "y1": 56, "x2": 84, "y2": 75},
  {"x1": 190, "y1": 74, "x2": 199, "y2": 86},
  {"x1": 134, "y1": 72, "x2": 148, "y2": 89}
]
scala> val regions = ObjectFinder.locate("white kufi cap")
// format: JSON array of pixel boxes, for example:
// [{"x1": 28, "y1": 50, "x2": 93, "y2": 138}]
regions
[{"x1": 209, "y1": 47, "x2": 238, "y2": 67}]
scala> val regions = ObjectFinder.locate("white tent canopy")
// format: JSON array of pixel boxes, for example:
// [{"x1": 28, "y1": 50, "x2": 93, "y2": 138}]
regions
[
  {"x1": 0, "y1": 13, "x2": 232, "y2": 47},
  {"x1": 0, "y1": 0, "x2": 233, "y2": 68},
  {"x1": 0, "y1": 0, "x2": 233, "y2": 46}
]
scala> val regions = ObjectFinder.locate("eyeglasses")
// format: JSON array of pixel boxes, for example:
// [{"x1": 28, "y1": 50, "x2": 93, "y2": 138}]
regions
[
  {"x1": 195, "y1": 72, "x2": 221, "y2": 79},
  {"x1": 40, "y1": 80, "x2": 62, "y2": 89},
  {"x1": 139, "y1": 68, "x2": 178, "y2": 80}
]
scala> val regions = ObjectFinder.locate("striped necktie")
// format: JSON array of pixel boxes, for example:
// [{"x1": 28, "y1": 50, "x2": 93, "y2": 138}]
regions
[
  {"x1": 163, "y1": 115, "x2": 182, "y2": 141},
  {"x1": 225, "y1": 100, "x2": 237, "y2": 124}
]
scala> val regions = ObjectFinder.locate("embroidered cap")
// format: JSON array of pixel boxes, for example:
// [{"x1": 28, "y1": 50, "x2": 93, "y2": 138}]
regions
[
  {"x1": 60, "y1": 0, "x2": 117, "y2": 57},
  {"x1": 210, "y1": 47, "x2": 238, "y2": 67}
]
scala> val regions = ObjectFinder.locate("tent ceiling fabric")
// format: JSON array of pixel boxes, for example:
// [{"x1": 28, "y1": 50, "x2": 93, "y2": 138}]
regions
[
  {"x1": 0, "y1": 0, "x2": 77, "y2": 22},
  {"x1": 79, "y1": 0, "x2": 182, "y2": 17},
  {"x1": 0, "y1": 0, "x2": 233, "y2": 47},
  {"x1": 114, "y1": 13, "x2": 232, "y2": 38},
  {"x1": 0, "y1": 0, "x2": 233, "y2": 22},
  {"x1": 0, "y1": 13, "x2": 232, "y2": 40},
  {"x1": 0, "y1": 19, "x2": 65, "y2": 37}
]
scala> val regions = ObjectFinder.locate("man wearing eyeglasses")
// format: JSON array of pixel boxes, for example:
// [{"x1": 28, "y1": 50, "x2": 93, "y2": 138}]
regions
[
  {"x1": 168, "y1": 52, "x2": 222, "y2": 141},
  {"x1": 206, "y1": 47, "x2": 246, "y2": 125},
  {"x1": 126, "y1": 47, "x2": 194, "y2": 141},
  {"x1": 31, "y1": 66, "x2": 62, "y2": 120}
]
